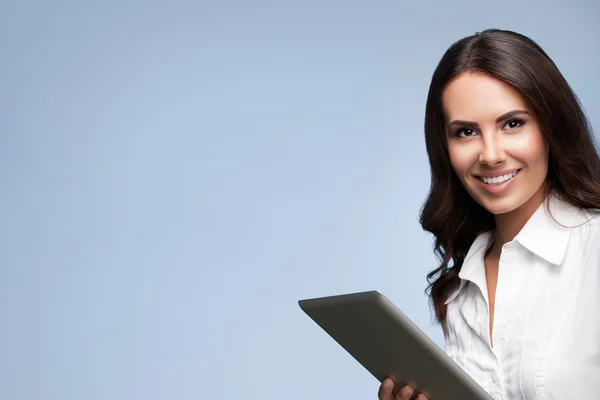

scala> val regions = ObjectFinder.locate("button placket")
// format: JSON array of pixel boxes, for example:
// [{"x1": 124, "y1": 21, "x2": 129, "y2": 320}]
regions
[{"x1": 492, "y1": 245, "x2": 521, "y2": 399}]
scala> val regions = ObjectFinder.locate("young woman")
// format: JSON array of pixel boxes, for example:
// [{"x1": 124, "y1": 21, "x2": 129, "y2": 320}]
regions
[{"x1": 378, "y1": 29, "x2": 600, "y2": 400}]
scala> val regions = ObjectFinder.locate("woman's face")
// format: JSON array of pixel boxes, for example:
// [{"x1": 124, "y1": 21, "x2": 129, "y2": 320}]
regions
[{"x1": 442, "y1": 72, "x2": 549, "y2": 215}]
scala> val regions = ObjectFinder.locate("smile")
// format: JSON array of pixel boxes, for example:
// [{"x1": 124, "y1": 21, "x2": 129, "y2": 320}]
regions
[
  {"x1": 477, "y1": 169, "x2": 521, "y2": 185},
  {"x1": 473, "y1": 169, "x2": 522, "y2": 195}
]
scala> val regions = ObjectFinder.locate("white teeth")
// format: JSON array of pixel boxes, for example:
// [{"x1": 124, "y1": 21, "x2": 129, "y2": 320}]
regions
[{"x1": 481, "y1": 170, "x2": 519, "y2": 185}]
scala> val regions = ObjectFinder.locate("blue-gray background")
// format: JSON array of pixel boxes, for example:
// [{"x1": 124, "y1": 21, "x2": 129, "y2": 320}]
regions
[{"x1": 1, "y1": 1, "x2": 598, "y2": 399}]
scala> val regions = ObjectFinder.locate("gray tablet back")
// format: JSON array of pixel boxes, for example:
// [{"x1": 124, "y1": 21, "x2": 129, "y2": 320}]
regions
[{"x1": 299, "y1": 290, "x2": 492, "y2": 400}]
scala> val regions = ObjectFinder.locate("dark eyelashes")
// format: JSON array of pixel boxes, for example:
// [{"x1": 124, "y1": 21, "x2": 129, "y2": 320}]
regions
[
  {"x1": 448, "y1": 126, "x2": 477, "y2": 138},
  {"x1": 505, "y1": 118, "x2": 526, "y2": 128},
  {"x1": 450, "y1": 118, "x2": 527, "y2": 137},
  {"x1": 451, "y1": 128, "x2": 475, "y2": 137}
]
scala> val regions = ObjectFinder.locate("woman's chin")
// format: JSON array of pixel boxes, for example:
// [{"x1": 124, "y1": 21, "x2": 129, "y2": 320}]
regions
[{"x1": 469, "y1": 191, "x2": 522, "y2": 216}]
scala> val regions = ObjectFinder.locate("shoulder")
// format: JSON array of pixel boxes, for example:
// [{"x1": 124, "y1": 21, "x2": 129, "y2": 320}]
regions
[
  {"x1": 549, "y1": 192, "x2": 600, "y2": 235},
  {"x1": 573, "y1": 207, "x2": 600, "y2": 234},
  {"x1": 570, "y1": 207, "x2": 600, "y2": 262},
  {"x1": 581, "y1": 206, "x2": 600, "y2": 223}
]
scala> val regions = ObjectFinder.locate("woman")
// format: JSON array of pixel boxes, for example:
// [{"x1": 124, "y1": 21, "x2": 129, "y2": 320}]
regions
[{"x1": 378, "y1": 29, "x2": 600, "y2": 400}]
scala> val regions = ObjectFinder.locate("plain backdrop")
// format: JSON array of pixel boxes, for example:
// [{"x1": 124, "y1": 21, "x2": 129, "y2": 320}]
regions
[{"x1": 1, "y1": 1, "x2": 598, "y2": 399}]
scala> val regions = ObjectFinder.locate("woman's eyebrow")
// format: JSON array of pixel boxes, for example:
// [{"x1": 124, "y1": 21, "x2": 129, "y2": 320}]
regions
[
  {"x1": 495, "y1": 109, "x2": 530, "y2": 122},
  {"x1": 447, "y1": 109, "x2": 531, "y2": 129}
]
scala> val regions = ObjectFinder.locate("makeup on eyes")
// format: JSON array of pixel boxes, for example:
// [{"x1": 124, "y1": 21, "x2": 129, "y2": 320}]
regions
[{"x1": 449, "y1": 117, "x2": 527, "y2": 138}]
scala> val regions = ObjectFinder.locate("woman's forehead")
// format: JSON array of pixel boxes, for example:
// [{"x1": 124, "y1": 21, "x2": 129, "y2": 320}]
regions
[{"x1": 442, "y1": 72, "x2": 532, "y2": 122}]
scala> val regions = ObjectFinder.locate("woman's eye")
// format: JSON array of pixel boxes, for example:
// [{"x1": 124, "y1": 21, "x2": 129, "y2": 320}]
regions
[
  {"x1": 504, "y1": 119, "x2": 524, "y2": 130},
  {"x1": 456, "y1": 128, "x2": 477, "y2": 138}
]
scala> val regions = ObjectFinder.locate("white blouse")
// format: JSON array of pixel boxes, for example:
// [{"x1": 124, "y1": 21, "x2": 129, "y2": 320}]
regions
[{"x1": 443, "y1": 194, "x2": 600, "y2": 400}]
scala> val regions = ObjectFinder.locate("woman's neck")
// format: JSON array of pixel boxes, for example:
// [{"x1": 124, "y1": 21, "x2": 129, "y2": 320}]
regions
[{"x1": 489, "y1": 184, "x2": 550, "y2": 256}]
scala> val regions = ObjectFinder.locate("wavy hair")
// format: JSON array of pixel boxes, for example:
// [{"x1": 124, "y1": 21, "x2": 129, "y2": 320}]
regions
[{"x1": 420, "y1": 29, "x2": 600, "y2": 323}]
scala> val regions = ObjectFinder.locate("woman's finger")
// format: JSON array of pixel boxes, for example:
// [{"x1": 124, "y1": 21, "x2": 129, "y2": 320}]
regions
[
  {"x1": 378, "y1": 378, "x2": 395, "y2": 400},
  {"x1": 394, "y1": 385, "x2": 414, "y2": 400}
]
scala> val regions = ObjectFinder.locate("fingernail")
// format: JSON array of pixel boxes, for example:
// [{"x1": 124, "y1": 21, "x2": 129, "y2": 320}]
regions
[
  {"x1": 417, "y1": 395, "x2": 427, "y2": 400},
  {"x1": 384, "y1": 379, "x2": 393, "y2": 389},
  {"x1": 401, "y1": 386, "x2": 413, "y2": 397}
]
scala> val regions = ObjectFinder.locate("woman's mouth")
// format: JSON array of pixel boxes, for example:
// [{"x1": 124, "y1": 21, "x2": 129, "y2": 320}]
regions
[
  {"x1": 477, "y1": 169, "x2": 521, "y2": 185},
  {"x1": 473, "y1": 169, "x2": 522, "y2": 195}
]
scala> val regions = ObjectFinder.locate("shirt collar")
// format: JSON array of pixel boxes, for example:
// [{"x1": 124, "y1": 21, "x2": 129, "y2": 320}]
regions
[
  {"x1": 444, "y1": 231, "x2": 492, "y2": 305},
  {"x1": 513, "y1": 192, "x2": 580, "y2": 265},
  {"x1": 444, "y1": 192, "x2": 580, "y2": 305}
]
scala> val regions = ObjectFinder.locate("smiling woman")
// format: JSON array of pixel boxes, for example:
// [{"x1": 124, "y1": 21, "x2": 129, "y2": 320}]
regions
[
  {"x1": 376, "y1": 29, "x2": 600, "y2": 400},
  {"x1": 444, "y1": 72, "x2": 549, "y2": 214}
]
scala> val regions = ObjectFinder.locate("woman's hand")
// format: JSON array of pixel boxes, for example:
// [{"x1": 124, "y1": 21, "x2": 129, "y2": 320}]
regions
[{"x1": 378, "y1": 377, "x2": 429, "y2": 400}]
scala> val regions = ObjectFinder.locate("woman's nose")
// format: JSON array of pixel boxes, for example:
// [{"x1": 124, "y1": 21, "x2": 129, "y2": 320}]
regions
[{"x1": 478, "y1": 135, "x2": 506, "y2": 166}]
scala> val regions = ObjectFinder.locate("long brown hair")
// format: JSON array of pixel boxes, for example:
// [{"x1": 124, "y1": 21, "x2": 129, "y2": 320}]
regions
[{"x1": 420, "y1": 29, "x2": 600, "y2": 324}]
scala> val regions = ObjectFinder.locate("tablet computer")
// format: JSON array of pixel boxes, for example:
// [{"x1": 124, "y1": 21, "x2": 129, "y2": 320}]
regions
[{"x1": 298, "y1": 290, "x2": 492, "y2": 400}]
